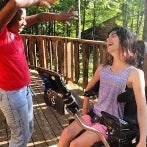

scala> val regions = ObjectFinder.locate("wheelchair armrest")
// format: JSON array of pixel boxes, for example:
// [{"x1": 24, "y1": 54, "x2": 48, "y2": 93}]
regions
[
  {"x1": 101, "y1": 111, "x2": 129, "y2": 130},
  {"x1": 124, "y1": 115, "x2": 138, "y2": 126},
  {"x1": 83, "y1": 91, "x2": 98, "y2": 98},
  {"x1": 83, "y1": 81, "x2": 100, "y2": 98}
]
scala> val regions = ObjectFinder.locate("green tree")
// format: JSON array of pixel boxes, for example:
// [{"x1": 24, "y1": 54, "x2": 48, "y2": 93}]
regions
[
  {"x1": 21, "y1": 0, "x2": 146, "y2": 40},
  {"x1": 143, "y1": 0, "x2": 147, "y2": 41}
]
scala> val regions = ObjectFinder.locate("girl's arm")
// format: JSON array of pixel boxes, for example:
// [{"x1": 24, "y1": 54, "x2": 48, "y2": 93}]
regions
[
  {"x1": 130, "y1": 69, "x2": 147, "y2": 147},
  {"x1": 82, "y1": 65, "x2": 103, "y2": 115}
]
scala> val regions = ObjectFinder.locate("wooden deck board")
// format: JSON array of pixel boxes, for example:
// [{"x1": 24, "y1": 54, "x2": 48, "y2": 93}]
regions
[
  {"x1": 0, "y1": 69, "x2": 84, "y2": 147},
  {"x1": 0, "y1": 112, "x2": 9, "y2": 147}
]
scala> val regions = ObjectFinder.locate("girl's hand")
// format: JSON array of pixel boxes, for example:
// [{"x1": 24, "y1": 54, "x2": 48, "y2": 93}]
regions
[{"x1": 136, "y1": 140, "x2": 147, "y2": 147}]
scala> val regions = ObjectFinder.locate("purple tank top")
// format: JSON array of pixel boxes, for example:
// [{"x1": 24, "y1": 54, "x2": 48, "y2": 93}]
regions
[{"x1": 93, "y1": 65, "x2": 135, "y2": 119}]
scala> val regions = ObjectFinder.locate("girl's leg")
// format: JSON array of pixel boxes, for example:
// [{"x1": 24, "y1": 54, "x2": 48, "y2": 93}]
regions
[
  {"x1": 70, "y1": 130, "x2": 102, "y2": 147},
  {"x1": 69, "y1": 122, "x2": 107, "y2": 147},
  {"x1": 58, "y1": 120, "x2": 84, "y2": 147}
]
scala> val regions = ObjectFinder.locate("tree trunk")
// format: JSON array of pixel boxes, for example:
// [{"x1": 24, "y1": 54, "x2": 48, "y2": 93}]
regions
[
  {"x1": 122, "y1": 3, "x2": 128, "y2": 27},
  {"x1": 81, "y1": 0, "x2": 86, "y2": 39},
  {"x1": 143, "y1": 0, "x2": 147, "y2": 41},
  {"x1": 75, "y1": 0, "x2": 81, "y2": 38},
  {"x1": 92, "y1": 1, "x2": 96, "y2": 40}
]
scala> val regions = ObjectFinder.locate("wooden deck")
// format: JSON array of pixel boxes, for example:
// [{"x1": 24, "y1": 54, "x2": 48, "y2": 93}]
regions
[{"x1": 0, "y1": 69, "x2": 84, "y2": 147}]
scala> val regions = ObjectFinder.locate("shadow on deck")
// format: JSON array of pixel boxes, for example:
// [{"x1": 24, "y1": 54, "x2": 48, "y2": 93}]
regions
[{"x1": 0, "y1": 69, "x2": 84, "y2": 147}]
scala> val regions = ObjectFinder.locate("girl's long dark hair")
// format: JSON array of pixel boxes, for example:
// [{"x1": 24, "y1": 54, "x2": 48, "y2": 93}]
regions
[{"x1": 132, "y1": 40, "x2": 146, "y2": 69}]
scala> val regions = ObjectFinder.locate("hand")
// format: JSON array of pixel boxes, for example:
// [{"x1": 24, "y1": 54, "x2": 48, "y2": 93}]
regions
[
  {"x1": 136, "y1": 140, "x2": 147, "y2": 147},
  {"x1": 58, "y1": 7, "x2": 78, "y2": 26},
  {"x1": 13, "y1": 0, "x2": 58, "y2": 8},
  {"x1": 38, "y1": 0, "x2": 58, "y2": 8}
]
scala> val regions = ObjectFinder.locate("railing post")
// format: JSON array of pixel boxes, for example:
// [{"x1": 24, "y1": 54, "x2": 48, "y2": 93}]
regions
[
  {"x1": 93, "y1": 44, "x2": 100, "y2": 74},
  {"x1": 82, "y1": 43, "x2": 90, "y2": 89},
  {"x1": 38, "y1": 36, "x2": 48, "y2": 68},
  {"x1": 74, "y1": 41, "x2": 80, "y2": 84}
]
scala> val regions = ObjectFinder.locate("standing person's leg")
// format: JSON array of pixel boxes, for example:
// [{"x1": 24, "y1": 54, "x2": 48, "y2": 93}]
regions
[
  {"x1": 26, "y1": 86, "x2": 34, "y2": 140},
  {"x1": 0, "y1": 86, "x2": 34, "y2": 147}
]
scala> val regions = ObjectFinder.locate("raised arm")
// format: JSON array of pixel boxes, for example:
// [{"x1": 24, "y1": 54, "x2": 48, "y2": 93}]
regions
[
  {"x1": 26, "y1": 8, "x2": 78, "y2": 27},
  {"x1": 0, "y1": 0, "x2": 18, "y2": 32},
  {"x1": 0, "y1": 0, "x2": 56, "y2": 32}
]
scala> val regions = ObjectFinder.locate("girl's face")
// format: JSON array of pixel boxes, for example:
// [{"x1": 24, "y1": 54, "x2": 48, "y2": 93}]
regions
[
  {"x1": 106, "y1": 31, "x2": 121, "y2": 55},
  {"x1": 8, "y1": 8, "x2": 26, "y2": 33}
]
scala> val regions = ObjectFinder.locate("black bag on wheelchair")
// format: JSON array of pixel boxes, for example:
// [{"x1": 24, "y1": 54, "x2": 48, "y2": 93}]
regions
[
  {"x1": 37, "y1": 67, "x2": 79, "y2": 115},
  {"x1": 44, "y1": 89, "x2": 65, "y2": 115},
  {"x1": 37, "y1": 67, "x2": 68, "y2": 114},
  {"x1": 101, "y1": 111, "x2": 138, "y2": 146}
]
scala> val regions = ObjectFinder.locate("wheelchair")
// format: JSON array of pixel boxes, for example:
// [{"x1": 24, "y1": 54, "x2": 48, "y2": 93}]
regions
[{"x1": 37, "y1": 67, "x2": 146, "y2": 147}]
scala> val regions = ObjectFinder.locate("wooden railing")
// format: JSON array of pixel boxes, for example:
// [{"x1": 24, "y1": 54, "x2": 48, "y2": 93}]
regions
[{"x1": 22, "y1": 34, "x2": 107, "y2": 89}]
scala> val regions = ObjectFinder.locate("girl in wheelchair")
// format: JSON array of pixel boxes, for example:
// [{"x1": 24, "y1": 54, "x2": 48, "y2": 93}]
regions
[{"x1": 58, "y1": 26, "x2": 147, "y2": 147}]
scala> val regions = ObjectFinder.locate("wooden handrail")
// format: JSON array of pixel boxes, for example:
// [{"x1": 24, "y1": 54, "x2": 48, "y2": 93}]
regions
[{"x1": 21, "y1": 34, "x2": 107, "y2": 89}]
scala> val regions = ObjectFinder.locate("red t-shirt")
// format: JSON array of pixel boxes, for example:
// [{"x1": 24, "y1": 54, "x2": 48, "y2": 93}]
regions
[{"x1": 0, "y1": 28, "x2": 31, "y2": 90}]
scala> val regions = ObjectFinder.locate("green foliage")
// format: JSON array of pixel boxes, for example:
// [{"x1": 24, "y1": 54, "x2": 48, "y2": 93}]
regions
[
  {"x1": 24, "y1": 1, "x2": 77, "y2": 37},
  {"x1": 81, "y1": 0, "x2": 121, "y2": 29},
  {"x1": 22, "y1": 0, "x2": 146, "y2": 39}
]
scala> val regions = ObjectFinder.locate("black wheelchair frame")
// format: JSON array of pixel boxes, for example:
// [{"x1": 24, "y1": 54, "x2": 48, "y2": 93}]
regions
[{"x1": 37, "y1": 67, "x2": 146, "y2": 147}]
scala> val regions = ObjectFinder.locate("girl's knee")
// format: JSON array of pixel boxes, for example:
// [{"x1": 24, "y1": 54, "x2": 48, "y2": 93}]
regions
[
  {"x1": 70, "y1": 140, "x2": 81, "y2": 147},
  {"x1": 61, "y1": 127, "x2": 73, "y2": 140},
  {"x1": 60, "y1": 122, "x2": 82, "y2": 144}
]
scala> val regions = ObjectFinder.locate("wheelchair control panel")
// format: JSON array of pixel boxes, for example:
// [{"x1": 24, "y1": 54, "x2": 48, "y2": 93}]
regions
[
  {"x1": 101, "y1": 111, "x2": 129, "y2": 130},
  {"x1": 101, "y1": 111, "x2": 138, "y2": 146}
]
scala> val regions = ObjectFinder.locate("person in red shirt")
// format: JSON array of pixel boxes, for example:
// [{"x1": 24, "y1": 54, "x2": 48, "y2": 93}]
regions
[{"x1": 0, "y1": 0, "x2": 78, "y2": 146}]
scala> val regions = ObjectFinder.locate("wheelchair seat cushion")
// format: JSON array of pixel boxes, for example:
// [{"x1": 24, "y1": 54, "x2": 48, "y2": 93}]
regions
[{"x1": 81, "y1": 114, "x2": 108, "y2": 139}]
